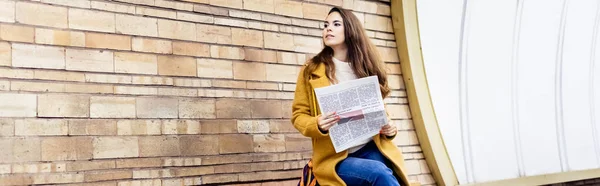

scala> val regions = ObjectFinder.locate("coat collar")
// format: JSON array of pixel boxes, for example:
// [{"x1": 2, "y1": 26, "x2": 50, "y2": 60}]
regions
[{"x1": 308, "y1": 63, "x2": 330, "y2": 89}]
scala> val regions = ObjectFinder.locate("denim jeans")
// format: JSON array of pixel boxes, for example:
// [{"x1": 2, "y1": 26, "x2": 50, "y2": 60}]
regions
[{"x1": 335, "y1": 141, "x2": 401, "y2": 186}]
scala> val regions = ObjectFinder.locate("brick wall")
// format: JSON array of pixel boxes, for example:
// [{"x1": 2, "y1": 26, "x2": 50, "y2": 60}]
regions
[{"x1": 0, "y1": 0, "x2": 435, "y2": 185}]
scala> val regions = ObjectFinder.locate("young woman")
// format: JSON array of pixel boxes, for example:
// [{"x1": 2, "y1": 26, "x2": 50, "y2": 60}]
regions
[{"x1": 291, "y1": 6, "x2": 411, "y2": 186}]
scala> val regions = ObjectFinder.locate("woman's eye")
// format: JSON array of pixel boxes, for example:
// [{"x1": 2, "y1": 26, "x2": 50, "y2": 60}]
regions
[
  {"x1": 334, "y1": 23, "x2": 341, "y2": 26},
  {"x1": 324, "y1": 24, "x2": 329, "y2": 27}
]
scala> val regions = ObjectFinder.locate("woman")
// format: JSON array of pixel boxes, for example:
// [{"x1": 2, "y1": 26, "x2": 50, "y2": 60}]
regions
[{"x1": 291, "y1": 6, "x2": 411, "y2": 186}]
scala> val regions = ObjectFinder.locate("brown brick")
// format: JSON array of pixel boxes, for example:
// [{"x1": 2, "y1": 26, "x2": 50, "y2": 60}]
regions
[
  {"x1": 10, "y1": 138, "x2": 42, "y2": 163},
  {"x1": 0, "y1": 24, "x2": 34, "y2": 42},
  {"x1": 69, "y1": 119, "x2": 117, "y2": 136},
  {"x1": 215, "y1": 163, "x2": 250, "y2": 173},
  {"x1": 158, "y1": 87, "x2": 197, "y2": 97},
  {"x1": 387, "y1": 105, "x2": 411, "y2": 119},
  {"x1": 0, "y1": 93, "x2": 36, "y2": 117},
  {"x1": 237, "y1": 120, "x2": 269, "y2": 134},
  {"x1": 251, "y1": 100, "x2": 283, "y2": 118},
  {"x1": 214, "y1": 17, "x2": 248, "y2": 28},
  {"x1": 379, "y1": 47, "x2": 399, "y2": 62},
  {"x1": 203, "y1": 174, "x2": 239, "y2": 184},
  {"x1": 67, "y1": 160, "x2": 115, "y2": 172},
  {"x1": 282, "y1": 100, "x2": 292, "y2": 118},
  {"x1": 85, "y1": 74, "x2": 132, "y2": 84},
  {"x1": 138, "y1": 136, "x2": 180, "y2": 157},
  {"x1": 132, "y1": 37, "x2": 172, "y2": 54},
  {"x1": 197, "y1": 58, "x2": 233, "y2": 78},
  {"x1": 243, "y1": 0, "x2": 274, "y2": 13},
  {"x1": 10, "y1": 81, "x2": 65, "y2": 92},
  {"x1": 34, "y1": 70, "x2": 85, "y2": 82},
  {"x1": 249, "y1": 21, "x2": 279, "y2": 32},
  {"x1": 212, "y1": 79, "x2": 246, "y2": 89},
  {"x1": 386, "y1": 63, "x2": 402, "y2": 75},
  {"x1": 69, "y1": 9, "x2": 115, "y2": 32},
  {"x1": 194, "y1": 4, "x2": 228, "y2": 16},
  {"x1": 91, "y1": 1, "x2": 136, "y2": 14},
  {"x1": 216, "y1": 99, "x2": 251, "y2": 118},
  {"x1": 173, "y1": 41, "x2": 210, "y2": 57},
  {"x1": 246, "y1": 82, "x2": 278, "y2": 90},
  {"x1": 116, "y1": 14, "x2": 158, "y2": 37},
  {"x1": 0, "y1": 80, "x2": 8, "y2": 91},
  {"x1": 162, "y1": 120, "x2": 200, "y2": 135},
  {"x1": 210, "y1": 45, "x2": 245, "y2": 60},
  {"x1": 197, "y1": 24, "x2": 231, "y2": 44},
  {"x1": 0, "y1": 119, "x2": 14, "y2": 137},
  {"x1": 66, "y1": 48, "x2": 114, "y2": 73},
  {"x1": 354, "y1": 0, "x2": 378, "y2": 14},
  {"x1": 114, "y1": 86, "x2": 157, "y2": 95},
  {"x1": 12, "y1": 43, "x2": 65, "y2": 69},
  {"x1": 251, "y1": 161, "x2": 283, "y2": 171},
  {"x1": 0, "y1": 0, "x2": 14, "y2": 23},
  {"x1": 85, "y1": 170, "x2": 132, "y2": 182},
  {"x1": 117, "y1": 120, "x2": 161, "y2": 135},
  {"x1": 158, "y1": 19, "x2": 196, "y2": 41},
  {"x1": 200, "y1": 120, "x2": 237, "y2": 134},
  {"x1": 219, "y1": 134, "x2": 253, "y2": 154},
  {"x1": 180, "y1": 135, "x2": 219, "y2": 156},
  {"x1": 136, "y1": 98, "x2": 178, "y2": 119},
  {"x1": 0, "y1": 42, "x2": 10, "y2": 66},
  {"x1": 31, "y1": 173, "x2": 84, "y2": 184},
  {"x1": 114, "y1": 52, "x2": 158, "y2": 75},
  {"x1": 65, "y1": 84, "x2": 114, "y2": 94},
  {"x1": 42, "y1": 137, "x2": 93, "y2": 161},
  {"x1": 266, "y1": 64, "x2": 299, "y2": 83},
  {"x1": 85, "y1": 32, "x2": 131, "y2": 50},
  {"x1": 116, "y1": 158, "x2": 161, "y2": 168},
  {"x1": 302, "y1": 3, "x2": 330, "y2": 20},
  {"x1": 285, "y1": 134, "x2": 311, "y2": 152},
  {"x1": 274, "y1": 0, "x2": 302, "y2": 18},
  {"x1": 132, "y1": 76, "x2": 173, "y2": 85},
  {"x1": 294, "y1": 35, "x2": 322, "y2": 53},
  {"x1": 93, "y1": 137, "x2": 139, "y2": 159},
  {"x1": 136, "y1": 6, "x2": 176, "y2": 19},
  {"x1": 15, "y1": 119, "x2": 68, "y2": 136},
  {"x1": 245, "y1": 48, "x2": 277, "y2": 63},
  {"x1": 155, "y1": 0, "x2": 193, "y2": 11},
  {"x1": 233, "y1": 62, "x2": 266, "y2": 81},
  {"x1": 157, "y1": 55, "x2": 196, "y2": 77},
  {"x1": 16, "y1": 2, "x2": 67, "y2": 28},
  {"x1": 365, "y1": 14, "x2": 393, "y2": 32},
  {"x1": 38, "y1": 94, "x2": 90, "y2": 117},
  {"x1": 269, "y1": 119, "x2": 296, "y2": 133},
  {"x1": 261, "y1": 14, "x2": 291, "y2": 25},
  {"x1": 388, "y1": 75, "x2": 404, "y2": 90},
  {"x1": 253, "y1": 134, "x2": 285, "y2": 152},
  {"x1": 173, "y1": 78, "x2": 212, "y2": 87},
  {"x1": 210, "y1": 0, "x2": 242, "y2": 9},
  {"x1": 41, "y1": 0, "x2": 90, "y2": 8},
  {"x1": 231, "y1": 28, "x2": 263, "y2": 47},
  {"x1": 264, "y1": 32, "x2": 294, "y2": 51},
  {"x1": 178, "y1": 98, "x2": 216, "y2": 118},
  {"x1": 177, "y1": 11, "x2": 213, "y2": 23},
  {"x1": 90, "y1": 97, "x2": 136, "y2": 118},
  {"x1": 229, "y1": 9, "x2": 261, "y2": 20}
]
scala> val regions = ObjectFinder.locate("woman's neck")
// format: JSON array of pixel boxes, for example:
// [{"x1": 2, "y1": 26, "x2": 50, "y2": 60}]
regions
[{"x1": 331, "y1": 45, "x2": 348, "y2": 62}]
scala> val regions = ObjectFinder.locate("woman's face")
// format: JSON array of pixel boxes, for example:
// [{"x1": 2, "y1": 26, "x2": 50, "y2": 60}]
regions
[{"x1": 323, "y1": 12, "x2": 345, "y2": 48}]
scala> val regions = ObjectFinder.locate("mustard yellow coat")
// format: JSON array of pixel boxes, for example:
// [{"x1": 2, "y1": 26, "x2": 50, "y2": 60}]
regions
[{"x1": 291, "y1": 62, "x2": 411, "y2": 186}]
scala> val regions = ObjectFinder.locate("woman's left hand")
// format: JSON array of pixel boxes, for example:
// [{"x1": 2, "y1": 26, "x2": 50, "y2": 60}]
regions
[{"x1": 380, "y1": 123, "x2": 397, "y2": 137}]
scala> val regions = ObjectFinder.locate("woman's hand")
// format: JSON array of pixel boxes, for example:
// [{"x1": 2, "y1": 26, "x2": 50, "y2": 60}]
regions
[
  {"x1": 380, "y1": 123, "x2": 397, "y2": 137},
  {"x1": 318, "y1": 112, "x2": 339, "y2": 132}
]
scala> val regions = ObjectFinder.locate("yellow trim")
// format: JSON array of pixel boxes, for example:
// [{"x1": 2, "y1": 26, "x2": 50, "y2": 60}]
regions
[
  {"x1": 389, "y1": 0, "x2": 458, "y2": 186},
  {"x1": 461, "y1": 168, "x2": 600, "y2": 186}
]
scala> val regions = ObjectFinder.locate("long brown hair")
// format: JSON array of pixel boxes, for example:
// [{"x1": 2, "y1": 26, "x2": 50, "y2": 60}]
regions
[{"x1": 303, "y1": 7, "x2": 390, "y2": 98}]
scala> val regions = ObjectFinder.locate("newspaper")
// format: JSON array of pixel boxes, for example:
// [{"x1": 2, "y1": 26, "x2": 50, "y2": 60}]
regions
[{"x1": 314, "y1": 76, "x2": 388, "y2": 153}]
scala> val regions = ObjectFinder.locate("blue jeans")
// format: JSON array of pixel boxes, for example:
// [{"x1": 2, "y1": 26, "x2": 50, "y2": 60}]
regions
[{"x1": 335, "y1": 141, "x2": 401, "y2": 186}]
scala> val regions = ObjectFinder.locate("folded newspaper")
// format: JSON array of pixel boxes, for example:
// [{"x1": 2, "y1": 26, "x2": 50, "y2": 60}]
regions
[{"x1": 314, "y1": 76, "x2": 388, "y2": 153}]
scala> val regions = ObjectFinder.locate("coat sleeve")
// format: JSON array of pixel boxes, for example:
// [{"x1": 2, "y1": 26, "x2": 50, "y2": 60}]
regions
[{"x1": 290, "y1": 66, "x2": 329, "y2": 139}]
